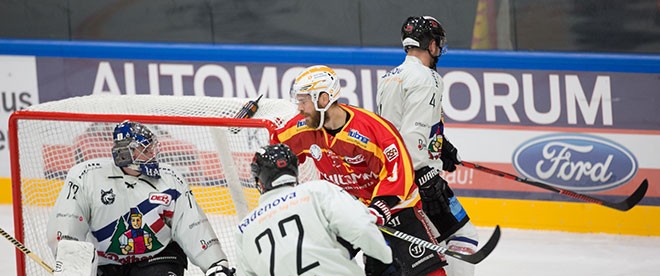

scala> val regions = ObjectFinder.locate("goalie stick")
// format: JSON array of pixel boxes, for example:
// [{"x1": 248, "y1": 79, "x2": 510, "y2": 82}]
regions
[
  {"x1": 460, "y1": 161, "x2": 648, "y2": 211},
  {"x1": 378, "y1": 225, "x2": 501, "y2": 264},
  {"x1": 0, "y1": 227, "x2": 54, "y2": 274}
]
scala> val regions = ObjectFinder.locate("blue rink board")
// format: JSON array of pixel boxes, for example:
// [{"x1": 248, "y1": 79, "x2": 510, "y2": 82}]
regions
[{"x1": 1, "y1": 39, "x2": 660, "y2": 73}]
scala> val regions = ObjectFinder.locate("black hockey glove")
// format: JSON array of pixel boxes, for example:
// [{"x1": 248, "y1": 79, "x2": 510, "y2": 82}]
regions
[
  {"x1": 415, "y1": 166, "x2": 451, "y2": 217},
  {"x1": 205, "y1": 260, "x2": 235, "y2": 276},
  {"x1": 365, "y1": 253, "x2": 402, "y2": 276},
  {"x1": 440, "y1": 136, "x2": 461, "y2": 172},
  {"x1": 368, "y1": 197, "x2": 397, "y2": 226}
]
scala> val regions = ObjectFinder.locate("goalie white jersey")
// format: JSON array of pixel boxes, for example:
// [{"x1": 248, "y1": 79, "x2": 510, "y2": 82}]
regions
[
  {"x1": 377, "y1": 55, "x2": 446, "y2": 171},
  {"x1": 235, "y1": 180, "x2": 392, "y2": 276},
  {"x1": 46, "y1": 159, "x2": 226, "y2": 271}
]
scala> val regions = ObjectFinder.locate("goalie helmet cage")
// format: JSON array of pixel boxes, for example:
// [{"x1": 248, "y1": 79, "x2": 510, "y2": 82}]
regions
[{"x1": 9, "y1": 95, "x2": 319, "y2": 276}]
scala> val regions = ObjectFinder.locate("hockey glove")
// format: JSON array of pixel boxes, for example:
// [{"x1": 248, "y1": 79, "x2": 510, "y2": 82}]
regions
[
  {"x1": 368, "y1": 199, "x2": 393, "y2": 226},
  {"x1": 440, "y1": 136, "x2": 461, "y2": 172},
  {"x1": 205, "y1": 260, "x2": 235, "y2": 276},
  {"x1": 415, "y1": 166, "x2": 451, "y2": 217},
  {"x1": 365, "y1": 255, "x2": 402, "y2": 276}
]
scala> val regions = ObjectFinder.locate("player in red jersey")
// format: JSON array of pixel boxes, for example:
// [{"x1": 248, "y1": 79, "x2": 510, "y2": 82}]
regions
[{"x1": 273, "y1": 65, "x2": 447, "y2": 276}]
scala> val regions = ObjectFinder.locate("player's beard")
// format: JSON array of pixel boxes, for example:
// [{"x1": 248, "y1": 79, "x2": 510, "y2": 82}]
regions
[{"x1": 302, "y1": 110, "x2": 323, "y2": 129}]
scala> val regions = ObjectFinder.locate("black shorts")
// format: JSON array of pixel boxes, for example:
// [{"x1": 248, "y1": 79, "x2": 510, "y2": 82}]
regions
[{"x1": 368, "y1": 207, "x2": 447, "y2": 276}]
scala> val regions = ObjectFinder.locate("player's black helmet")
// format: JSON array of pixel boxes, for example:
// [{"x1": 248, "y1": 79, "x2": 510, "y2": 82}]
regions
[
  {"x1": 251, "y1": 143, "x2": 299, "y2": 194},
  {"x1": 401, "y1": 16, "x2": 447, "y2": 54}
]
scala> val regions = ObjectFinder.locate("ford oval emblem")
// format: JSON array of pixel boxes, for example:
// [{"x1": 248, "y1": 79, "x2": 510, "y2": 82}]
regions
[{"x1": 512, "y1": 133, "x2": 638, "y2": 192}]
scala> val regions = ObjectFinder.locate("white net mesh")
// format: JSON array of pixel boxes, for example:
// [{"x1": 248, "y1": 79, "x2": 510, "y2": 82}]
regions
[{"x1": 12, "y1": 95, "x2": 319, "y2": 276}]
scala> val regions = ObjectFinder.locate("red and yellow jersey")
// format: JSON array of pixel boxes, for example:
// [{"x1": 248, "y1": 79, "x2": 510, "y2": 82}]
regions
[{"x1": 273, "y1": 104, "x2": 420, "y2": 210}]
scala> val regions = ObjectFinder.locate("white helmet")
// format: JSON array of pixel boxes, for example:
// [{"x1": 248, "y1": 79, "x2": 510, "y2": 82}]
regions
[{"x1": 290, "y1": 65, "x2": 341, "y2": 113}]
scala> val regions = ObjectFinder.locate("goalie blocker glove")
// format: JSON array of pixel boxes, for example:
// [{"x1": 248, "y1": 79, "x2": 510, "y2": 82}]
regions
[
  {"x1": 440, "y1": 136, "x2": 461, "y2": 172},
  {"x1": 205, "y1": 260, "x2": 235, "y2": 276},
  {"x1": 415, "y1": 166, "x2": 451, "y2": 216}
]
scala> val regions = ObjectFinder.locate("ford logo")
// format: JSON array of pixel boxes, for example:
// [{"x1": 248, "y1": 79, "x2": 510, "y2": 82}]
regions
[{"x1": 512, "y1": 133, "x2": 637, "y2": 192}]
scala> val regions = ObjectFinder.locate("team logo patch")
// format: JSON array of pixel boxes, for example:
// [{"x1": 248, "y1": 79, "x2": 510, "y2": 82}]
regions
[
  {"x1": 310, "y1": 144, "x2": 322, "y2": 160},
  {"x1": 384, "y1": 144, "x2": 400, "y2": 162},
  {"x1": 149, "y1": 193, "x2": 172, "y2": 205},
  {"x1": 101, "y1": 189, "x2": 115, "y2": 205},
  {"x1": 106, "y1": 207, "x2": 163, "y2": 255}
]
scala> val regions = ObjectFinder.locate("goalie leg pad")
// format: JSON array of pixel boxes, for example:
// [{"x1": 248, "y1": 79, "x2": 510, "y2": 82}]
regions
[{"x1": 54, "y1": 240, "x2": 97, "y2": 276}]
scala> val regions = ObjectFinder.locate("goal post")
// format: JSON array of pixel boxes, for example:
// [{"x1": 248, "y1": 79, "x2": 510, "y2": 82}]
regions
[{"x1": 8, "y1": 95, "x2": 317, "y2": 276}]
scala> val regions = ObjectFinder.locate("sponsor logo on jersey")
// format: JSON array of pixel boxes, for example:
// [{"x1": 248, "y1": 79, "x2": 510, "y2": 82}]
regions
[
  {"x1": 348, "y1": 129, "x2": 370, "y2": 145},
  {"x1": 101, "y1": 188, "x2": 115, "y2": 205},
  {"x1": 97, "y1": 251, "x2": 153, "y2": 265},
  {"x1": 320, "y1": 171, "x2": 379, "y2": 187},
  {"x1": 310, "y1": 144, "x2": 322, "y2": 160},
  {"x1": 414, "y1": 122, "x2": 429, "y2": 128},
  {"x1": 513, "y1": 133, "x2": 638, "y2": 192},
  {"x1": 56, "y1": 231, "x2": 80, "y2": 241},
  {"x1": 344, "y1": 154, "x2": 365, "y2": 164},
  {"x1": 149, "y1": 193, "x2": 172, "y2": 205},
  {"x1": 417, "y1": 139, "x2": 426, "y2": 151},
  {"x1": 296, "y1": 119, "x2": 306, "y2": 128},
  {"x1": 238, "y1": 191, "x2": 298, "y2": 233},
  {"x1": 200, "y1": 238, "x2": 220, "y2": 250},
  {"x1": 55, "y1": 213, "x2": 84, "y2": 221},
  {"x1": 384, "y1": 144, "x2": 400, "y2": 162},
  {"x1": 188, "y1": 218, "x2": 209, "y2": 230}
]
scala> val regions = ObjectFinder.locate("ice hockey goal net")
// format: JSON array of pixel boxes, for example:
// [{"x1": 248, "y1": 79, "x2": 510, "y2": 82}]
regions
[{"x1": 9, "y1": 95, "x2": 318, "y2": 276}]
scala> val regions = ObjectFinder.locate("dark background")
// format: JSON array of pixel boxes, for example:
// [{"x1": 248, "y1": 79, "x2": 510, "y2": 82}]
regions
[{"x1": 1, "y1": 0, "x2": 660, "y2": 54}]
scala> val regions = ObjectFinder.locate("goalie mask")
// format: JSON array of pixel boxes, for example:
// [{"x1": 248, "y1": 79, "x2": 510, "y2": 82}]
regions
[
  {"x1": 401, "y1": 16, "x2": 447, "y2": 69},
  {"x1": 290, "y1": 65, "x2": 341, "y2": 129},
  {"x1": 112, "y1": 120, "x2": 161, "y2": 178},
  {"x1": 251, "y1": 144, "x2": 299, "y2": 194}
]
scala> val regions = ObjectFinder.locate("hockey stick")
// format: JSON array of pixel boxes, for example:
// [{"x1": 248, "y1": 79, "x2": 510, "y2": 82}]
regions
[
  {"x1": 0, "y1": 227, "x2": 54, "y2": 274},
  {"x1": 229, "y1": 94, "x2": 263, "y2": 134},
  {"x1": 378, "y1": 225, "x2": 501, "y2": 264},
  {"x1": 460, "y1": 161, "x2": 648, "y2": 211}
]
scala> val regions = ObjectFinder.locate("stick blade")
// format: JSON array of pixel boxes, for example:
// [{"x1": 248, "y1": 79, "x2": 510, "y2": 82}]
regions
[
  {"x1": 446, "y1": 225, "x2": 501, "y2": 264},
  {"x1": 604, "y1": 179, "x2": 648, "y2": 211}
]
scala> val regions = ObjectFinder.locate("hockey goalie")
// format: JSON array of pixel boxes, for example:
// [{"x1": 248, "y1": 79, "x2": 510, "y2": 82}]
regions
[{"x1": 46, "y1": 120, "x2": 235, "y2": 276}]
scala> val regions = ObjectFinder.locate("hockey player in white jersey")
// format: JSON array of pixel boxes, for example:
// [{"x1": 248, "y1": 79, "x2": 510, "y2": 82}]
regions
[
  {"x1": 47, "y1": 120, "x2": 235, "y2": 276},
  {"x1": 235, "y1": 143, "x2": 397, "y2": 276},
  {"x1": 377, "y1": 16, "x2": 480, "y2": 276}
]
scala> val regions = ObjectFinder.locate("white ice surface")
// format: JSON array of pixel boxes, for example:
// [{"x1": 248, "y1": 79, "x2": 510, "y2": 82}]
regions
[{"x1": 2, "y1": 205, "x2": 659, "y2": 276}]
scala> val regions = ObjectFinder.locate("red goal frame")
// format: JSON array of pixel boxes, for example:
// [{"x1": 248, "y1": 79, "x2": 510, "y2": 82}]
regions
[{"x1": 9, "y1": 110, "x2": 278, "y2": 276}]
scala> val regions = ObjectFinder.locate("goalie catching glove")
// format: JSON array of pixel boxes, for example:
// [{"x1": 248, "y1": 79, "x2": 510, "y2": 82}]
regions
[
  {"x1": 415, "y1": 166, "x2": 452, "y2": 217},
  {"x1": 205, "y1": 260, "x2": 235, "y2": 276}
]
